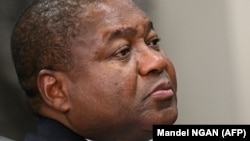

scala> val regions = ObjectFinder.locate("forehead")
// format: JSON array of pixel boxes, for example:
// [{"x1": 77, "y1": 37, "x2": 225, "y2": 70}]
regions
[
  {"x1": 84, "y1": 0, "x2": 141, "y2": 14},
  {"x1": 71, "y1": 0, "x2": 151, "y2": 58},
  {"x1": 81, "y1": 0, "x2": 148, "y2": 27},
  {"x1": 73, "y1": 0, "x2": 149, "y2": 44}
]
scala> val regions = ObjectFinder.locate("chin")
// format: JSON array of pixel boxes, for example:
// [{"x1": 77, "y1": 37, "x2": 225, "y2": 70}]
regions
[
  {"x1": 155, "y1": 106, "x2": 178, "y2": 125},
  {"x1": 141, "y1": 107, "x2": 178, "y2": 132}
]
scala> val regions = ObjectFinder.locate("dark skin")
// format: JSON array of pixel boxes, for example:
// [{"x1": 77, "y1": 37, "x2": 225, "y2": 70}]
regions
[{"x1": 37, "y1": 0, "x2": 177, "y2": 141}]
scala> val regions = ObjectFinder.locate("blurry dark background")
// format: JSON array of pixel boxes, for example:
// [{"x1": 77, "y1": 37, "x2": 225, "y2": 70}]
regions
[
  {"x1": 0, "y1": 0, "x2": 150, "y2": 140},
  {"x1": 0, "y1": 0, "x2": 38, "y2": 140}
]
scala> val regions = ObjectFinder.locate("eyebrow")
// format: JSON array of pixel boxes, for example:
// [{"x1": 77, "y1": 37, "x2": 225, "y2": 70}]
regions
[{"x1": 107, "y1": 20, "x2": 154, "y2": 41}]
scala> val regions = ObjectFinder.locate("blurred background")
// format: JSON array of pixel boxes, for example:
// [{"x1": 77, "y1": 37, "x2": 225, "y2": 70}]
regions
[
  {"x1": 0, "y1": 0, "x2": 249, "y2": 140},
  {"x1": 0, "y1": 0, "x2": 37, "y2": 141}
]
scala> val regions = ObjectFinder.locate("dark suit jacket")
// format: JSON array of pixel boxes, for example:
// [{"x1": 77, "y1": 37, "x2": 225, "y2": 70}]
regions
[{"x1": 24, "y1": 116, "x2": 86, "y2": 141}]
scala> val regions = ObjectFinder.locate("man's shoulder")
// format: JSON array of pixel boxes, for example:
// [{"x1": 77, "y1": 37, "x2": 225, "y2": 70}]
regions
[
  {"x1": 23, "y1": 132, "x2": 47, "y2": 141},
  {"x1": 23, "y1": 116, "x2": 86, "y2": 141}
]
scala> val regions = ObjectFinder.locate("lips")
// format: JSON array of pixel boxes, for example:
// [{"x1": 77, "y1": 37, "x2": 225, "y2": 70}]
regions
[{"x1": 149, "y1": 82, "x2": 174, "y2": 100}]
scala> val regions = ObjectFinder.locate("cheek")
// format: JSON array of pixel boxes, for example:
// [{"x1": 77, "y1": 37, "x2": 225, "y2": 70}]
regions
[
  {"x1": 97, "y1": 62, "x2": 138, "y2": 98},
  {"x1": 71, "y1": 66, "x2": 138, "y2": 115},
  {"x1": 66, "y1": 68, "x2": 139, "y2": 136},
  {"x1": 97, "y1": 70, "x2": 137, "y2": 103}
]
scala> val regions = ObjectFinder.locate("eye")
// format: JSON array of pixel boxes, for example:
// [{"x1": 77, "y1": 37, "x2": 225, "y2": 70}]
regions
[
  {"x1": 147, "y1": 37, "x2": 161, "y2": 50},
  {"x1": 113, "y1": 46, "x2": 131, "y2": 58}
]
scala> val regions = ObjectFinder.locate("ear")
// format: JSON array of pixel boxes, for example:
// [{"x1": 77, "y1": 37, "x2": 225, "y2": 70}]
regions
[{"x1": 37, "y1": 69, "x2": 70, "y2": 113}]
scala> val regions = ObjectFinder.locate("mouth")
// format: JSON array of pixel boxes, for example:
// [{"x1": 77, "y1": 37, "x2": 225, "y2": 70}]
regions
[{"x1": 147, "y1": 82, "x2": 175, "y2": 101}]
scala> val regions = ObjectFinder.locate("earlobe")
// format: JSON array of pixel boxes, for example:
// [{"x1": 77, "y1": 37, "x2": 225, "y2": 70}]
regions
[{"x1": 37, "y1": 69, "x2": 70, "y2": 113}]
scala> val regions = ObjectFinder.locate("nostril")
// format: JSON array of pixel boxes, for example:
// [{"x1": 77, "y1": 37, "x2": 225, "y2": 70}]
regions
[{"x1": 149, "y1": 69, "x2": 162, "y2": 75}]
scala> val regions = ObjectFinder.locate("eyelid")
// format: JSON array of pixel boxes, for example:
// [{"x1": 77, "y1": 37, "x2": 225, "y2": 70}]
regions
[
  {"x1": 147, "y1": 37, "x2": 161, "y2": 49},
  {"x1": 112, "y1": 45, "x2": 131, "y2": 59}
]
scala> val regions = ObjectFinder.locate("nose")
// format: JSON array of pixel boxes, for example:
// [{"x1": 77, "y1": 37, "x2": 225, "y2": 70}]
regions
[{"x1": 137, "y1": 46, "x2": 169, "y2": 76}]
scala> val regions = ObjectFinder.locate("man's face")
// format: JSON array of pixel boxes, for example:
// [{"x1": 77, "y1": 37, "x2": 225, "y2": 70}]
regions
[{"x1": 65, "y1": 1, "x2": 177, "y2": 140}]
